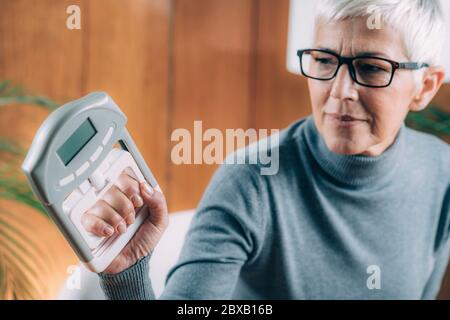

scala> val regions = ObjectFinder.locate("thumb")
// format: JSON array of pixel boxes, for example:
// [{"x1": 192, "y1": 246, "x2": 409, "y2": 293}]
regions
[{"x1": 139, "y1": 182, "x2": 169, "y2": 230}]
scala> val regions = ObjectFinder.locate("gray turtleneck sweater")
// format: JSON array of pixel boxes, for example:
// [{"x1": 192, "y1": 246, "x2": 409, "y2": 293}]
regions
[{"x1": 99, "y1": 115, "x2": 450, "y2": 299}]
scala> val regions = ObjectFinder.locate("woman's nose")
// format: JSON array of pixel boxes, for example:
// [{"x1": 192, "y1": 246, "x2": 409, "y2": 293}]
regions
[{"x1": 330, "y1": 64, "x2": 359, "y2": 101}]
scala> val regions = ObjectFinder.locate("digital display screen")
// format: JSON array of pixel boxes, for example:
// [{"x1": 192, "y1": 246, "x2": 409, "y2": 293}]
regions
[{"x1": 57, "y1": 118, "x2": 97, "y2": 166}]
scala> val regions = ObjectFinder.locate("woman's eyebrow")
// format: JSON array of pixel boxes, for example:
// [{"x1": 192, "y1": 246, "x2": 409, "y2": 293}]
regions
[
  {"x1": 317, "y1": 46, "x2": 338, "y2": 54},
  {"x1": 316, "y1": 47, "x2": 391, "y2": 59},
  {"x1": 356, "y1": 51, "x2": 390, "y2": 58}
]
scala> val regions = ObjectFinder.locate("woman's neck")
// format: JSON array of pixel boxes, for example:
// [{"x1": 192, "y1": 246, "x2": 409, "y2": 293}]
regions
[{"x1": 303, "y1": 116, "x2": 406, "y2": 187}]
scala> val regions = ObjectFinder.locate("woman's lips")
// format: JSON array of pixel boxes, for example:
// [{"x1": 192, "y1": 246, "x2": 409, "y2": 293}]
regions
[{"x1": 326, "y1": 113, "x2": 368, "y2": 128}]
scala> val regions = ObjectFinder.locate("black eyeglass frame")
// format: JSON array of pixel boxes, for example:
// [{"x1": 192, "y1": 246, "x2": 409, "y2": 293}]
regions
[{"x1": 297, "y1": 49, "x2": 430, "y2": 88}]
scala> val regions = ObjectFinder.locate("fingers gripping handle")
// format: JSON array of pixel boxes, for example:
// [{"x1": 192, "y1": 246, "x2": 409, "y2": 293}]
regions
[
  {"x1": 67, "y1": 148, "x2": 148, "y2": 254},
  {"x1": 92, "y1": 148, "x2": 146, "y2": 193}
]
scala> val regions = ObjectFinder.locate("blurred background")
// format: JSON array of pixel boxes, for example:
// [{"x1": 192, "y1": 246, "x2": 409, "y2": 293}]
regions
[{"x1": 0, "y1": 0, "x2": 449, "y2": 299}]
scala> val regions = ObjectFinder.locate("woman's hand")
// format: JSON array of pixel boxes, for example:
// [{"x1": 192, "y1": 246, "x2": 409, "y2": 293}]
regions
[{"x1": 81, "y1": 170, "x2": 169, "y2": 274}]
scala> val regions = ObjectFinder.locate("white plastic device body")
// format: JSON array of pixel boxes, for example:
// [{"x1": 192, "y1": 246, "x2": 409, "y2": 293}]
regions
[{"x1": 22, "y1": 92, "x2": 160, "y2": 273}]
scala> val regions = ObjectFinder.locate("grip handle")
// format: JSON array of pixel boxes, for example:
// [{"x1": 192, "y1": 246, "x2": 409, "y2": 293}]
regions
[{"x1": 63, "y1": 148, "x2": 147, "y2": 251}]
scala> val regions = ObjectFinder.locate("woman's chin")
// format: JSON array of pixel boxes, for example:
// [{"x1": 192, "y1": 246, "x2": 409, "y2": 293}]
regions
[
  {"x1": 324, "y1": 137, "x2": 366, "y2": 156},
  {"x1": 320, "y1": 122, "x2": 372, "y2": 155}
]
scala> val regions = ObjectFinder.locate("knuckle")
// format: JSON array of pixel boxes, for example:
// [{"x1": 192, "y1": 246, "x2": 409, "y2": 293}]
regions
[
  {"x1": 156, "y1": 188, "x2": 166, "y2": 199},
  {"x1": 81, "y1": 214, "x2": 99, "y2": 232},
  {"x1": 123, "y1": 184, "x2": 139, "y2": 197},
  {"x1": 91, "y1": 199, "x2": 106, "y2": 212},
  {"x1": 109, "y1": 212, "x2": 124, "y2": 226},
  {"x1": 96, "y1": 199, "x2": 112, "y2": 216},
  {"x1": 119, "y1": 174, "x2": 139, "y2": 193},
  {"x1": 154, "y1": 191, "x2": 167, "y2": 207},
  {"x1": 105, "y1": 185, "x2": 120, "y2": 198}
]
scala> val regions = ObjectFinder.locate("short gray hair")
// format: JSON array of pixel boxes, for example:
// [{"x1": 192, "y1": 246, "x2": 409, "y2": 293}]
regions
[{"x1": 315, "y1": 0, "x2": 446, "y2": 66}]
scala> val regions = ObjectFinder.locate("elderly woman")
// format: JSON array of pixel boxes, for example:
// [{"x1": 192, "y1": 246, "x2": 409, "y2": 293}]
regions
[{"x1": 85, "y1": 0, "x2": 450, "y2": 299}]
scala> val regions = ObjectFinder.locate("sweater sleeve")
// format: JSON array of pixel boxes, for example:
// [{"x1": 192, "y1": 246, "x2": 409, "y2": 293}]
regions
[
  {"x1": 98, "y1": 163, "x2": 267, "y2": 300},
  {"x1": 99, "y1": 254, "x2": 155, "y2": 300}
]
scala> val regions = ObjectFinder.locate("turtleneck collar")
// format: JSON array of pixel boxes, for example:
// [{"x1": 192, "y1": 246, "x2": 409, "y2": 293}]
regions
[{"x1": 303, "y1": 115, "x2": 406, "y2": 187}]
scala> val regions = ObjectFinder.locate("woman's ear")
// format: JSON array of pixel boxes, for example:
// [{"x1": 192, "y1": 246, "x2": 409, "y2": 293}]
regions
[{"x1": 410, "y1": 66, "x2": 446, "y2": 112}]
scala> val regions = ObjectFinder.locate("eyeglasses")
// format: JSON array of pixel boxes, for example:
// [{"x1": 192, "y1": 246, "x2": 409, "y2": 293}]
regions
[{"x1": 297, "y1": 49, "x2": 430, "y2": 88}]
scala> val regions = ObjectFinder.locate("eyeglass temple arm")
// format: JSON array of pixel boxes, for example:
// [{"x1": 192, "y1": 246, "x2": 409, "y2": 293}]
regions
[{"x1": 398, "y1": 62, "x2": 430, "y2": 70}]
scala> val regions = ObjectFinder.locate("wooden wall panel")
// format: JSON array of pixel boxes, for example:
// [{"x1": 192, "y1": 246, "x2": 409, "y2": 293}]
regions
[
  {"x1": 0, "y1": 0, "x2": 170, "y2": 189},
  {"x1": 168, "y1": 0, "x2": 254, "y2": 211},
  {"x1": 253, "y1": 0, "x2": 311, "y2": 131},
  {"x1": 0, "y1": 0, "x2": 85, "y2": 145},
  {"x1": 81, "y1": 0, "x2": 171, "y2": 193},
  {"x1": 0, "y1": 0, "x2": 86, "y2": 297}
]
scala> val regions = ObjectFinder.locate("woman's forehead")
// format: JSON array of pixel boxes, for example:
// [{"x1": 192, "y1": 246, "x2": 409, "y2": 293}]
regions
[
  {"x1": 313, "y1": 18, "x2": 407, "y2": 60},
  {"x1": 314, "y1": 46, "x2": 394, "y2": 60}
]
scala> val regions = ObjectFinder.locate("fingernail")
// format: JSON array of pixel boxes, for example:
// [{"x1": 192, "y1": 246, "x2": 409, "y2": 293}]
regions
[
  {"x1": 126, "y1": 213, "x2": 135, "y2": 225},
  {"x1": 104, "y1": 225, "x2": 114, "y2": 236},
  {"x1": 117, "y1": 221, "x2": 127, "y2": 234},
  {"x1": 130, "y1": 194, "x2": 143, "y2": 207},
  {"x1": 143, "y1": 182, "x2": 154, "y2": 196}
]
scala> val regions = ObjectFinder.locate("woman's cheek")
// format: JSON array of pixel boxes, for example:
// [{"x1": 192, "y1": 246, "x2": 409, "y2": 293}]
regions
[{"x1": 371, "y1": 115, "x2": 393, "y2": 144}]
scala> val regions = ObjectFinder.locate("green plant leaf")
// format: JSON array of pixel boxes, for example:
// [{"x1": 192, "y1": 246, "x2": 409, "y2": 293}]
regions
[
  {"x1": 0, "y1": 81, "x2": 75, "y2": 299},
  {"x1": 0, "y1": 81, "x2": 57, "y2": 217},
  {"x1": 0, "y1": 204, "x2": 77, "y2": 299},
  {"x1": 406, "y1": 105, "x2": 450, "y2": 138},
  {"x1": 0, "y1": 139, "x2": 25, "y2": 157},
  {"x1": 0, "y1": 82, "x2": 58, "y2": 110}
]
